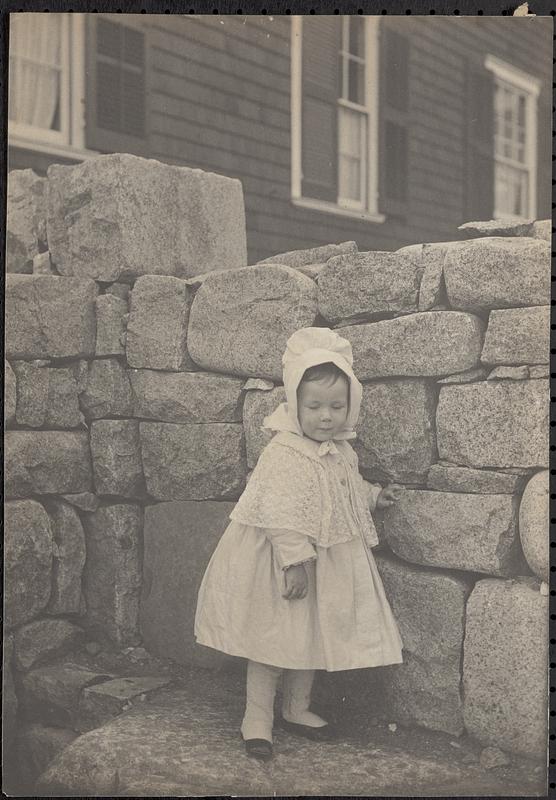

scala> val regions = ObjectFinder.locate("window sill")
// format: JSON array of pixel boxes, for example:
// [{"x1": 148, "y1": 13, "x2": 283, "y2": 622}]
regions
[
  {"x1": 292, "y1": 197, "x2": 385, "y2": 224},
  {"x1": 9, "y1": 133, "x2": 99, "y2": 162}
]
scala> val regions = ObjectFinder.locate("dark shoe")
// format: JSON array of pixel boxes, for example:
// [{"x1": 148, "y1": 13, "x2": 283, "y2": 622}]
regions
[
  {"x1": 243, "y1": 737, "x2": 273, "y2": 762},
  {"x1": 277, "y1": 716, "x2": 338, "y2": 742}
]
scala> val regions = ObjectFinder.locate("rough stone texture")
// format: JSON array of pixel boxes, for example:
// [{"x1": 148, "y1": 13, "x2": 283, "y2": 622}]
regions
[
  {"x1": 318, "y1": 250, "x2": 423, "y2": 325},
  {"x1": 20, "y1": 663, "x2": 113, "y2": 728},
  {"x1": 6, "y1": 360, "x2": 16, "y2": 426},
  {"x1": 528, "y1": 365, "x2": 549, "y2": 379},
  {"x1": 130, "y1": 370, "x2": 245, "y2": 423},
  {"x1": 443, "y1": 237, "x2": 550, "y2": 312},
  {"x1": 90, "y1": 420, "x2": 144, "y2": 498},
  {"x1": 6, "y1": 275, "x2": 98, "y2": 359},
  {"x1": 5, "y1": 431, "x2": 93, "y2": 498},
  {"x1": 79, "y1": 359, "x2": 133, "y2": 420},
  {"x1": 487, "y1": 365, "x2": 529, "y2": 381},
  {"x1": 426, "y1": 464, "x2": 525, "y2": 494},
  {"x1": 46, "y1": 501, "x2": 87, "y2": 615},
  {"x1": 104, "y1": 282, "x2": 131, "y2": 301},
  {"x1": 140, "y1": 422, "x2": 247, "y2": 500},
  {"x1": 336, "y1": 312, "x2": 484, "y2": 379},
  {"x1": 418, "y1": 244, "x2": 447, "y2": 311},
  {"x1": 396, "y1": 241, "x2": 451, "y2": 312},
  {"x1": 519, "y1": 471, "x2": 549, "y2": 582},
  {"x1": 77, "y1": 676, "x2": 172, "y2": 733},
  {"x1": 458, "y1": 218, "x2": 534, "y2": 237},
  {"x1": 61, "y1": 493, "x2": 100, "y2": 513},
  {"x1": 126, "y1": 275, "x2": 194, "y2": 371},
  {"x1": 36, "y1": 682, "x2": 485, "y2": 798},
  {"x1": 481, "y1": 306, "x2": 550, "y2": 365},
  {"x1": 5, "y1": 500, "x2": 53, "y2": 629},
  {"x1": 479, "y1": 746, "x2": 511, "y2": 770},
  {"x1": 46, "y1": 153, "x2": 247, "y2": 281},
  {"x1": 531, "y1": 219, "x2": 550, "y2": 241},
  {"x1": 437, "y1": 380, "x2": 548, "y2": 469},
  {"x1": 82, "y1": 504, "x2": 143, "y2": 647},
  {"x1": 437, "y1": 367, "x2": 488, "y2": 384},
  {"x1": 187, "y1": 264, "x2": 318, "y2": 380},
  {"x1": 6, "y1": 169, "x2": 47, "y2": 273},
  {"x1": 95, "y1": 295, "x2": 127, "y2": 357},
  {"x1": 14, "y1": 619, "x2": 85, "y2": 672},
  {"x1": 17, "y1": 724, "x2": 78, "y2": 788},
  {"x1": 382, "y1": 490, "x2": 525, "y2": 576},
  {"x1": 13, "y1": 362, "x2": 83, "y2": 428},
  {"x1": 243, "y1": 386, "x2": 286, "y2": 467},
  {"x1": 140, "y1": 500, "x2": 235, "y2": 666},
  {"x1": 355, "y1": 380, "x2": 437, "y2": 484},
  {"x1": 463, "y1": 577, "x2": 547, "y2": 758},
  {"x1": 258, "y1": 241, "x2": 357, "y2": 268},
  {"x1": 33, "y1": 251, "x2": 56, "y2": 275},
  {"x1": 375, "y1": 553, "x2": 472, "y2": 736},
  {"x1": 3, "y1": 635, "x2": 17, "y2": 752}
]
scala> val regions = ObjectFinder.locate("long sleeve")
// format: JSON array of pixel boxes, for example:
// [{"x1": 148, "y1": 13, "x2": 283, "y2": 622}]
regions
[
  {"x1": 362, "y1": 479, "x2": 382, "y2": 513},
  {"x1": 265, "y1": 528, "x2": 317, "y2": 570}
]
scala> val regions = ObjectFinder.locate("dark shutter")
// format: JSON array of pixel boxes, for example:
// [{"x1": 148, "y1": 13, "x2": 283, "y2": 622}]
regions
[
  {"x1": 463, "y1": 62, "x2": 495, "y2": 221},
  {"x1": 536, "y1": 98, "x2": 551, "y2": 218},
  {"x1": 86, "y1": 16, "x2": 148, "y2": 154},
  {"x1": 378, "y1": 25, "x2": 410, "y2": 217},
  {"x1": 301, "y1": 17, "x2": 341, "y2": 202}
]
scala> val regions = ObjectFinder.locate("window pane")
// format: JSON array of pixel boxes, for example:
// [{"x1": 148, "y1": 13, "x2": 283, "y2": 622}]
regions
[
  {"x1": 348, "y1": 16, "x2": 365, "y2": 58},
  {"x1": 348, "y1": 60, "x2": 365, "y2": 105},
  {"x1": 338, "y1": 108, "x2": 365, "y2": 203},
  {"x1": 339, "y1": 155, "x2": 361, "y2": 201},
  {"x1": 339, "y1": 107, "x2": 362, "y2": 157},
  {"x1": 495, "y1": 163, "x2": 528, "y2": 217},
  {"x1": 8, "y1": 14, "x2": 63, "y2": 130}
]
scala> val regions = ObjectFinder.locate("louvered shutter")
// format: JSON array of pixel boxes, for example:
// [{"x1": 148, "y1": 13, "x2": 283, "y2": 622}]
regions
[
  {"x1": 535, "y1": 98, "x2": 551, "y2": 218},
  {"x1": 464, "y1": 62, "x2": 495, "y2": 221},
  {"x1": 301, "y1": 18, "x2": 341, "y2": 202},
  {"x1": 86, "y1": 16, "x2": 148, "y2": 154},
  {"x1": 378, "y1": 26, "x2": 410, "y2": 217}
]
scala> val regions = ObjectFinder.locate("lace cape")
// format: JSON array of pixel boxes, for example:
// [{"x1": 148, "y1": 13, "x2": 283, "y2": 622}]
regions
[{"x1": 230, "y1": 432, "x2": 379, "y2": 549}]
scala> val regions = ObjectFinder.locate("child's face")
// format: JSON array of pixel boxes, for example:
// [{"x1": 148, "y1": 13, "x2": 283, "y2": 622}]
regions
[{"x1": 297, "y1": 375, "x2": 349, "y2": 442}]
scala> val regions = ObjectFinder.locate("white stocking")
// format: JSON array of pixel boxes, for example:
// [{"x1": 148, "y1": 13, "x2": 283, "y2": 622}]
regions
[
  {"x1": 240, "y1": 660, "x2": 282, "y2": 743},
  {"x1": 281, "y1": 669, "x2": 328, "y2": 727}
]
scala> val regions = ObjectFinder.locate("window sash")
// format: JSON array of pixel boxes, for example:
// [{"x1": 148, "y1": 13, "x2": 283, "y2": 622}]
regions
[
  {"x1": 291, "y1": 15, "x2": 381, "y2": 219},
  {"x1": 8, "y1": 13, "x2": 71, "y2": 146},
  {"x1": 485, "y1": 54, "x2": 539, "y2": 220}
]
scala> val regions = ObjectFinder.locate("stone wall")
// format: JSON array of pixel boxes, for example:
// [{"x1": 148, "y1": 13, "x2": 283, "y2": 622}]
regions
[{"x1": 5, "y1": 154, "x2": 549, "y2": 765}]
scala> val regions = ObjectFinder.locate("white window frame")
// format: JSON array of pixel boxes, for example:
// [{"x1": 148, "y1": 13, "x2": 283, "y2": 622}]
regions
[
  {"x1": 291, "y1": 15, "x2": 385, "y2": 224},
  {"x1": 484, "y1": 54, "x2": 540, "y2": 221},
  {"x1": 8, "y1": 13, "x2": 97, "y2": 161}
]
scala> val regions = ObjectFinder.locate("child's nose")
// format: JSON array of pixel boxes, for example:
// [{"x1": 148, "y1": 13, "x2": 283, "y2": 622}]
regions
[{"x1": 320, "y1": 409, "x2": 332, "y2": 420}]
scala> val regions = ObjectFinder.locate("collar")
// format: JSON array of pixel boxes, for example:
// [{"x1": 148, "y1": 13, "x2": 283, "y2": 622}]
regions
[{"x1": 270, "y1": 430, "x2": 350, "y2": 461}]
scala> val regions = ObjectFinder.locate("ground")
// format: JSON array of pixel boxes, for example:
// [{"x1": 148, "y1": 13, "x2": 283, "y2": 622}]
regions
[{"x1": 10, "y1": 645, "x2": 547, "y2": 797}]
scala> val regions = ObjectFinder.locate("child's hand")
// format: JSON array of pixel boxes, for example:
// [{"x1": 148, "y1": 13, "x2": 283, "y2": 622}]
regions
[
  {"x1": 376, "y1": 483, "x2": 404, "y2": 509},
  {"x1": 283, "y1": 563, "x2": 309, "y2": 600}
]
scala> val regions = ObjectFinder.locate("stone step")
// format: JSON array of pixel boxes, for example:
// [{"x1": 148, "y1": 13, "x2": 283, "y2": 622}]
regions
[{"x1": 35, "y1": 669, "x2": 544, "y2": 797}]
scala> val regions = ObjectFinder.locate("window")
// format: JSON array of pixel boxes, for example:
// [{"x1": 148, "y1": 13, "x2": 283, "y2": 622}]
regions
[
  {"x1": 485, "y1": 55, "x2": 540, "y2": 220},
  {"x1": 291, "y1": 16, "x2": 384, "y2": 222},
  {"x1": 8, "y1": 13, "x2": 90, "y2": 157}
]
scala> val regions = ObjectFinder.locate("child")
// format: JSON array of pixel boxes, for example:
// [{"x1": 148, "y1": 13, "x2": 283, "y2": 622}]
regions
[{"x1": 194, "y1": 327, "x2": 404, "y2": 761}]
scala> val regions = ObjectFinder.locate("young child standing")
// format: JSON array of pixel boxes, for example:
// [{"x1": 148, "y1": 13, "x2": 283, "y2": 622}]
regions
[{"x1": 194, "y1": 326, "x2": 404, "y2": 761}]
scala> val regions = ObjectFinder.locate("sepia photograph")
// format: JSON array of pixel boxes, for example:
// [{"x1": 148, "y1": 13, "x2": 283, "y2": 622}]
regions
[{"x1": 3, "y1": 8, "x2": 552, "y2": 797}]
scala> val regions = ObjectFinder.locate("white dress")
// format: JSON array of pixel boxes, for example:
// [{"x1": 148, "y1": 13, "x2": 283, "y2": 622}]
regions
[{"x1": 194, "y1": 431, "x2": 404, "y2": 672}]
